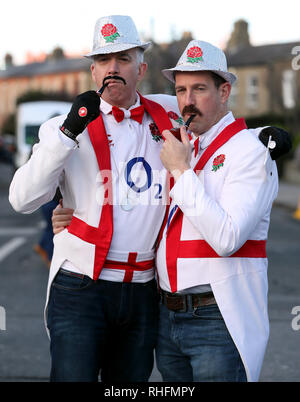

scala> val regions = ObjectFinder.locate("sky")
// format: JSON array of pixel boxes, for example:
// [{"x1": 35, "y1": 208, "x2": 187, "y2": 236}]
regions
[{"x1": 1, "y1": 0, "x2": 299, "y2": 66}]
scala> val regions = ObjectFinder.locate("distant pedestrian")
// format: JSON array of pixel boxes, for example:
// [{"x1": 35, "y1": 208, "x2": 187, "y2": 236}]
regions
[
  {"x1": 0, "y1": 136, "x2": 13, "y2": 165},
  {"x1": 34, "y1": 189, "x2": 61, "y2": 267}
]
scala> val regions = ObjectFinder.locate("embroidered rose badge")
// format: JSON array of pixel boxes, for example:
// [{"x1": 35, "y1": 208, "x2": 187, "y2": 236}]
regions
[
  {"x1": 167, "y1": 111, "x2": 184, "y2": 126},
  {"x1": 101, "y1": 24, "x2": 120, "y2": 43},
  {"x1": 212, "y1": 154, "x2": 225, "y2": 172},
  {"x1": 149, "y1": 123, "x2": 162, "y2": 142},
  {"x1": 187, "y1": 46, "x2": 203, "y2": 63}
]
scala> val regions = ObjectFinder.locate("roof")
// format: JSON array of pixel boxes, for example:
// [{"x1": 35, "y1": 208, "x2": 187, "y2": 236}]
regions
[
  {"x1": 1, "y1": 40, "x2": 299, "y2": 79},
  {"x1": 0, "y1": 57, "x2": 91, "y2": 79},
  {"x1": 226, "y1": 41, "x2": 300, "y2": 67}
]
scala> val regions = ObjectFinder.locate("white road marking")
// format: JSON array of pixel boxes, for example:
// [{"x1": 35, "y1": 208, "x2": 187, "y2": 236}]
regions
[
  {"x1": 0, "y1": 306, "x2": 6, "y2": 331},
  {"x1": 0, "y1": 227, "x2": 39, "y2": 236},
  {"x1": 0, "y1": 237, "x2": 26, "y2": 263}
]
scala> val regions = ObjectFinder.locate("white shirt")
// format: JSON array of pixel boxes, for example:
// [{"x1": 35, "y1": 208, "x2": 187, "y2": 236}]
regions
[
  {"x1": 63, "y1": 95, "x2": 167, "y2": 282},
  {"x1": 158, "y1": 113, "x2": 235, "y2": 293}
]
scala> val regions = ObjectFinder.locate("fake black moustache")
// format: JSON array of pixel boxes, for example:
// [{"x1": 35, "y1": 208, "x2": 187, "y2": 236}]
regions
[{"x1": 97, "y1": 75, "x2": 127, "y2": 96}]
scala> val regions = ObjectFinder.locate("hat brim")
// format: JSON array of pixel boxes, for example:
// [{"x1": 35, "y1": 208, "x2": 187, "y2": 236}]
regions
[
  {"x1": 162, "y1": 65, "x2": 237, "y2": 85},
  {"x1": 84, "y1": 42, "x2": 152, "y2": 59}
]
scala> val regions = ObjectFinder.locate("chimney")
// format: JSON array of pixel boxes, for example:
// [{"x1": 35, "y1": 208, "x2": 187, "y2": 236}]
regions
[
  {"x1": 226, "y1": 19, "x2": 251, "y2": 54},
  {"x1": 47, "y1": 47, "x2": 65, "y2": 61},
  {"x1": 4, "y1": 53, "x2": 14, "y2": 69}
]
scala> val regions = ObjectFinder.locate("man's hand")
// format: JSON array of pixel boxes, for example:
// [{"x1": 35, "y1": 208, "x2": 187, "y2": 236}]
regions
[
  {"x1": 259, "y1": 126, "x2": 292, "y2": 160},
  {"x1": 52, "y1": 202, "x2": 74, "y2": 235},
  {"x1": 160, "y1": 127, "x2": 192, "y2": 181},
  {"x1": 60, "y1": 91, "x2": 100, "y2": 139}
]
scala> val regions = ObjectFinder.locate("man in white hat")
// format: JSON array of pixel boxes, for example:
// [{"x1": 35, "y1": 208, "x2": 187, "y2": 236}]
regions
[
  {"x1": 9, "y1": 15, "x2": 181, "y2": 382},
  {"x1": 155, "y1": 40, "x2": 279, "y2": 382}
]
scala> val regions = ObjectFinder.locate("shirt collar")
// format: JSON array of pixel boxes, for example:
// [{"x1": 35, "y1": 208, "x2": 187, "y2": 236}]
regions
[
  {"x1": 100, "y1": 93, "x2": 141, "y2": 116},
  {"x1": 191, "y1": 111, "x2": 235, "y2": 153}
]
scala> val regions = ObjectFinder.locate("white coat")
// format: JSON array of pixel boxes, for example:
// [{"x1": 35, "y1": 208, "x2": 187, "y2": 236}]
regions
[
  {"x1": 156, "y1": 112, "x2": 279, "y2": 381},
  {"x1": 8, "y1": 93, "x2": 180, "y2": 310}
]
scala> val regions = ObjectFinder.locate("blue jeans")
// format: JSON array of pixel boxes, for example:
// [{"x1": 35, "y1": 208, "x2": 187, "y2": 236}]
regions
[
  {"x1": 47, "y1": 269, "x2": 159, "y2": 382},
  {"x1": 156, "y1": 301, "x2": 247, "y2": 382}
]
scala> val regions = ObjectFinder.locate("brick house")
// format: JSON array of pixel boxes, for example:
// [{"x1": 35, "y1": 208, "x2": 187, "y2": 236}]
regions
[
  {"x1": 0, "y1": 57, "x2": 93, "y2": 132},
  {"x1": 0, "y1": 22, "x2": 299, "y2": 134},
  {"x1": 226, "y1": 20, "x2": 300, "y2": 118}
]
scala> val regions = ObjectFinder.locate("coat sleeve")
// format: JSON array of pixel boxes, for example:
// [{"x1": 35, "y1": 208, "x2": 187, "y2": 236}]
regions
[
  {"x1": 169, "y1": 136, "x2": 278, "y2": 256},
  {"x1": 9, "y1": 116, "x2": 77, "y2": 214}
]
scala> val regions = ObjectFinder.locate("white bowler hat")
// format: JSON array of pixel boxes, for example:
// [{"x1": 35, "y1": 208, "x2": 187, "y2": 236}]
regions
[
  {"x1": 84, "y1": 15, "x2": 151, "y2": 58},
  {"x1": 162, "y1": 40, "x2": 237, "y2": 85}
]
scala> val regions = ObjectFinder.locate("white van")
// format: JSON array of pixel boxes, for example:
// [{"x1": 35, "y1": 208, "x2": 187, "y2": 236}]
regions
[{"x1": 15, "y1": 101, "x2": 72, "y2": 168}]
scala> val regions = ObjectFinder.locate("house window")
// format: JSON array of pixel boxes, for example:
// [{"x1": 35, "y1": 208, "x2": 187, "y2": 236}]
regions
[
  {"x1": 229, "y1": 82, "x2": 238, "y2": 108},
  {"x1": 282, "y1": 70, "x2": 296, "y2": 109},
  {"x1": 246, "y1": 74, "x2": 259, "y2": 109},
  {"x1": 228, "y1": 68, "x2": 238, "y2": 108}
]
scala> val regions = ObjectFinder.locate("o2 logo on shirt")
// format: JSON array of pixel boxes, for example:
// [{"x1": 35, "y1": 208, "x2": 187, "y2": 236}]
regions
[{"x1": 125, "y1": 157, "x2": 163, "y2": 200}]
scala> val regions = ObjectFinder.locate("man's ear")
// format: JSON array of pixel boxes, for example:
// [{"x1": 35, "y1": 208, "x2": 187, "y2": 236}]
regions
[
  {"x1": 90, "y1": 63, "x2": 96, "y2": 83},
  {"x1": 138, "y1": 62, "x2": 148, "y2": 82},
  {"x1": 219, "y1": 82, "x2": 231, "y2": 104}
]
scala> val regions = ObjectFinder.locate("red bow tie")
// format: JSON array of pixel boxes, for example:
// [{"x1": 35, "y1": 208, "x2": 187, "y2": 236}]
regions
[{"x1": 111, "y1": 105, "x2": 144, "y2": 124}]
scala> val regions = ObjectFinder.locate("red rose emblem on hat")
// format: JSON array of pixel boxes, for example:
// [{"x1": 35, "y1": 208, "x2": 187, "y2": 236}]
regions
[
  {"x1": 212, "y1": 154, "x2": 225, "y2": 172},
  {"x1": 101, "y1": 23, "x2": 120, "y2": 43},
  {"x1": 187, "y1": 46, "x2": 203, "y2": 63}
]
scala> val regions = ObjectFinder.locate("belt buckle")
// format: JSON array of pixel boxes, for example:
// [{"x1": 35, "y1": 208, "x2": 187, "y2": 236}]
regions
[
  {"x1": 180, "y1": 295, "x2": 187, "y2": 312},
  {"x1": 165, "y1": 293, "x2": 187, "y2": 312}
]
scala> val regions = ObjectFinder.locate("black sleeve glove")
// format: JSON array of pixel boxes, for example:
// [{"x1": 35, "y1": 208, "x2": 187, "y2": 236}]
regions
[
  {"x1": 258, "y1": 126, "x2": 292, "y2": 160},
  {"x1": 60, "y1": 91, "x2": 100, "y2": 141}
]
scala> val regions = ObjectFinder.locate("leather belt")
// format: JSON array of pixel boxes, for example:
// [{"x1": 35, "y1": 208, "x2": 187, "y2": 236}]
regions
[{"x1": 160, "y1": 289, "x2": 216, "y2": 312}]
